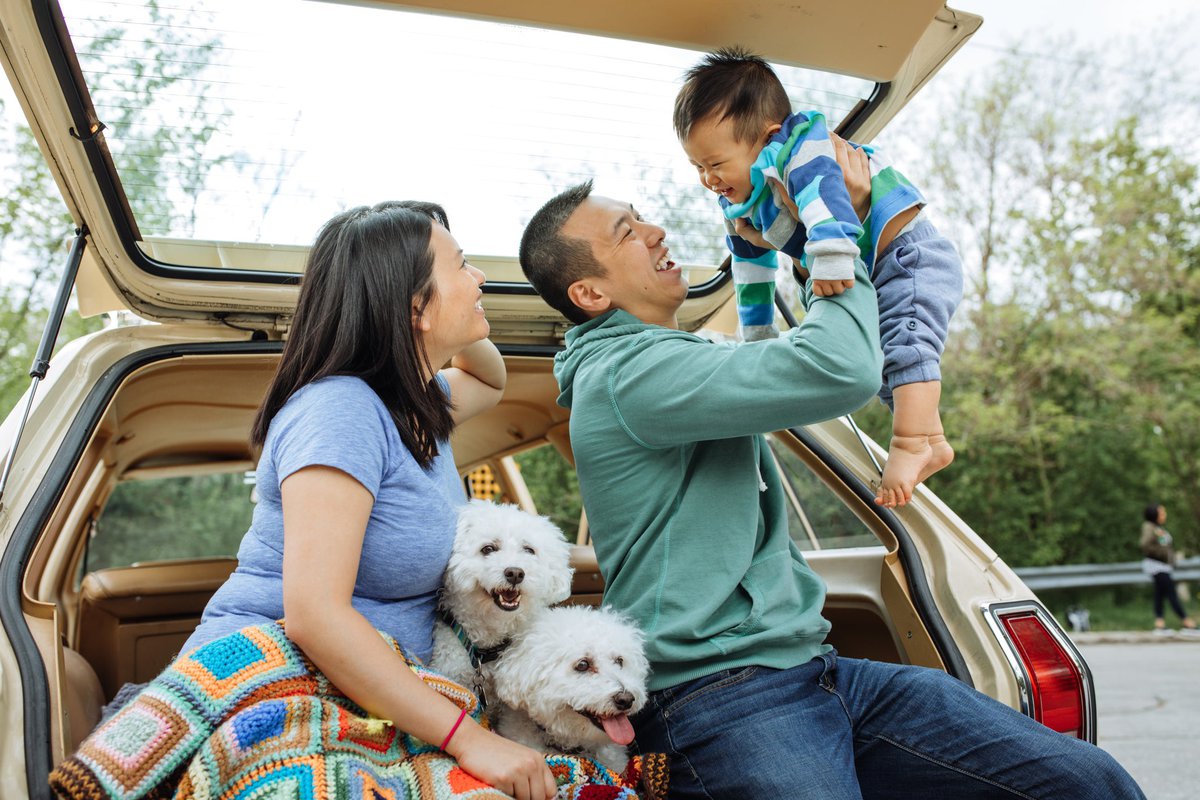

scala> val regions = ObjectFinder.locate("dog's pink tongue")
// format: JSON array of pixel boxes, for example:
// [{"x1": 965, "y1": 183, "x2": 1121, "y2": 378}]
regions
[{"x1": 601, "y1": 714, "x2": 636, "y2": 746}]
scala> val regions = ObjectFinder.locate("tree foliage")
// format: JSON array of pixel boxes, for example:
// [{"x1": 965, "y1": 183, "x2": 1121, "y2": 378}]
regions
[
  {"x1": 87, "y1": 472, "x2": 254, "y2": 571},
  {"x1": 858, "y1": 34, "x2": 1200, "y2": 566}
]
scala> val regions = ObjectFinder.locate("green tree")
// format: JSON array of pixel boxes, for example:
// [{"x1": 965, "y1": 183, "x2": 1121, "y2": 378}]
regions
[
  {"x1": 87, "y1": 472, "x2": 254, "y2": 570},
  {"x1": 514, "y1": 446, "x2": 582, "y2": 541},
  {"x1": 1, "y1": 2, "x2": 231, "y2": 418},
  {"x1": 858, "y1": 35, "x2": 1200, "y2": 567}
]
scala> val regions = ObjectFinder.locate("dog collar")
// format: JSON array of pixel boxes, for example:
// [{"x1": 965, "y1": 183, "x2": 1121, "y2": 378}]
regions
[
  {"x1": 438, "y1": 609, "x2": 511, "y2": 669},
  {"x1": 534, "y1": 723, "x2": 587, "y2": 757}
]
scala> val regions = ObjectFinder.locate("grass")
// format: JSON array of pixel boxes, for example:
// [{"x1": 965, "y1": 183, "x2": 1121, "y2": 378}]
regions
[{"x1": 1038, "y1": 584, "x2": 1197, "y2": 632}]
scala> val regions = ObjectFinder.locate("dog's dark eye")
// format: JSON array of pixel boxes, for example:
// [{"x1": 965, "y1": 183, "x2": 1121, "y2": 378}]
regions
[
  {"x1": 522, "y1": 545, "x2": 536, "y2": 555},
  {"x1": 615, "y1": 656, "x2": 624, "y2": 667},
  {"x1": 574, "y1": 658, "x2": 592, "y2": 673},
  {"x1": 480, "y1": 544, "x2": 497, "y2": 555}
]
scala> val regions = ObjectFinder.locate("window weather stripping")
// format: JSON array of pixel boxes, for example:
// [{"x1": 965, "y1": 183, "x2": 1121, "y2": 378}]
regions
[{"x1": 0, "y1": 226, "x2": 89, "y2": 510}]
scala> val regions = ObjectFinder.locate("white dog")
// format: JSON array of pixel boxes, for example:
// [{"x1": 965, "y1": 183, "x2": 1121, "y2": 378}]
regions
[
  {"x1": 430, "y1": 500, "x2": 574, "y2": 708},
  {"x1": 490, "y1": 604, "x2": 650, "y2": 773}
]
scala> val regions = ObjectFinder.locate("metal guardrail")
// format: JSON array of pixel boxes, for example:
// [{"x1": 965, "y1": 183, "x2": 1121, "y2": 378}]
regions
[{"x1": 1014, "y1": 557, "x2": 1200, "y2": 591}]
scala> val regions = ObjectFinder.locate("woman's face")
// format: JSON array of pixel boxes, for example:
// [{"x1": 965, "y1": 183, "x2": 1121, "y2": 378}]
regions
[
  {"x1": 416, "y1": 224, "x2": 489, "y2": 361},
  {"x1": 1158, "y1": 506, "x2": 1168, "y2": 524}
]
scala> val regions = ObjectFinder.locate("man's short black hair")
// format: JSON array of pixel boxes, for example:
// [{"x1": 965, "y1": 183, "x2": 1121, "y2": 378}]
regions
[
  {"x1": 519, "y1": 181, "x2": 604, "y2": 325},
  {"x1": 673, "y1": 46, "x2": 791, "y2": 144}
]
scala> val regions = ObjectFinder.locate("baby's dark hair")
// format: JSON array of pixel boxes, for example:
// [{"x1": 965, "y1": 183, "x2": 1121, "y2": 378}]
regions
[{"x1": 673, "y1": 46, "x2": 791, "y2": 144}]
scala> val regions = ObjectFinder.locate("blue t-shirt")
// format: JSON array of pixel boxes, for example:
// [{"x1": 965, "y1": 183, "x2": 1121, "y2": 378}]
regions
[{"x1": 181, "y1": 375, "x2": 463, "y2": 661}]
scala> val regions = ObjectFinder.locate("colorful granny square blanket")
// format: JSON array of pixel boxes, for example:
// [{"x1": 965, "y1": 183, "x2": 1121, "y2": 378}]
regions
[{"x1": 48, "y1": 621, "x2": 667, "y2": 800}]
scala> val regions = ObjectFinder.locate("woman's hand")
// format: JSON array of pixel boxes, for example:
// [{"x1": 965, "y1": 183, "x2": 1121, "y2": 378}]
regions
[
  {"x1": 830, "y1": 132, "x2": 871, "y2": 222},
  {"x1": 447, "y1": 722, "x2": 557, "y2": 800}
]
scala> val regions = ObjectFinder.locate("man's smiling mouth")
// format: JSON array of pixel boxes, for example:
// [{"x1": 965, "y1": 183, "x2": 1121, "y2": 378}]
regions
[{"x1": 655, "y1": 252, "x2": 676, "y2": 272}]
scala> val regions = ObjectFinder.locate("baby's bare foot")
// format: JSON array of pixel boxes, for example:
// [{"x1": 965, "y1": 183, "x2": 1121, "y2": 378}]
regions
[
  {"x1": 917, "y1": 434, "x2": 955, "y2": 484},
  {"x1": 875, "y1": 434, "x2": 932, "y2": 508}
]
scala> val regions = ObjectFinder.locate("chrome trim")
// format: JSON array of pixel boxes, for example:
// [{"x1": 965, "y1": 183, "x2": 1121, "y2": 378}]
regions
[{"x1": 980, "y1": 600, "x2": 1097, "y2": 743}]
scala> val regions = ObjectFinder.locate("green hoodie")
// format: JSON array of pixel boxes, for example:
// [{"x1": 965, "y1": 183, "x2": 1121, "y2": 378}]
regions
[{"x1": 553, "y1": 263, "x2": 882, "y2": 690}]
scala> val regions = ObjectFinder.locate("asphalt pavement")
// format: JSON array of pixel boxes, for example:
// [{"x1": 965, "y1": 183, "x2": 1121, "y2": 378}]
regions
[{"x1": 1073, "y1": 634, "x2": 1199, "y2": 800}]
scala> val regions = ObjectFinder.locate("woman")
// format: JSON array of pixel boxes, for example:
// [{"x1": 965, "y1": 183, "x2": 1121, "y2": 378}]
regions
[
  {"x1": 180, "y1": 201, "x2": 557, "y2": 799},
  {"x1": 1141, "y1": 503, "x2": 1197, "y2": 634}
]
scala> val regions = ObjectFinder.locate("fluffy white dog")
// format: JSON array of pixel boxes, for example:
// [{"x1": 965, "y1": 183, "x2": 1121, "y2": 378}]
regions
[
  {"x1": 430, "y1": 500, "x2": 574, "y2": 706},
  {"x1": 490, "y1": 604, "x2": 649, "y2": 773}
]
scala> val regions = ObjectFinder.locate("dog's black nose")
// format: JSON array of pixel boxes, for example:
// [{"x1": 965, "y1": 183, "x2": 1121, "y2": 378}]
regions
[
  {"x1": 504, "y1": 567, "x2": 525, "y2": 585},
  {"x1": 613, "y1": 691, "x2": 634, "y2": 711}
]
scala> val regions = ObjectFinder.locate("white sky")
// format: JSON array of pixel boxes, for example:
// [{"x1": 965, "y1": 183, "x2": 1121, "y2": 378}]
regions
[
  {"x1": 2, "y1": 0, "x2": 1200, "y2": 281},
  {"x1": 951, "y1": 0, "x2": 1199, "y2": 71}
]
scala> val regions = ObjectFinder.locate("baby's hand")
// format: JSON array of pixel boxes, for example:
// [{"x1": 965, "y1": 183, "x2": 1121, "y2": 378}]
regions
[
  {"x1": 811, "y1": 278, "x2": 855, "y2": 297},
  {"x1": 733, "y1": 218, "x2": 774, "y2": 251}
]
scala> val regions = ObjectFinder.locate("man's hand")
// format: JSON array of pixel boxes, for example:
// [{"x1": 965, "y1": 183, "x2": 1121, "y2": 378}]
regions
[
  {"x1": 811, "y1": 278, "x2": 855, "y2": 297},
  {"x1": 734, "y1": 217, "x2": 774, "y2": 250},
  {"x1": 830, "y1": 132, "x2": 870, "y2": 222}
]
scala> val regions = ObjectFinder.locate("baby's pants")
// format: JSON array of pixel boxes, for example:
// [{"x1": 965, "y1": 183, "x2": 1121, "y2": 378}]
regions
[{"x1": 873, "y1": 220, "x2": 963, "y2": 410}]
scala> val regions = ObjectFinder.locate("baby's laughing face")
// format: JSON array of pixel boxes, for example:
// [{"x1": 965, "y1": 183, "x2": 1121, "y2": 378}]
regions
[{"x1": 682, "y1": 115, "x2": 775, "y2": 205}]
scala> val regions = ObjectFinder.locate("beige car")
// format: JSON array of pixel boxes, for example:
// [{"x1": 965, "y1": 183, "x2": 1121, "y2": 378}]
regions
[{"x1": 0, "y1": 0, "x2": 1091, "y2": 796}]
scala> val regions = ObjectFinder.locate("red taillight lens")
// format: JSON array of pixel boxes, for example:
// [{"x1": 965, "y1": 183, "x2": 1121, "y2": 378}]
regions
[{"x1": 999, "y1": 611, "x2": 1085, "y2": 738}]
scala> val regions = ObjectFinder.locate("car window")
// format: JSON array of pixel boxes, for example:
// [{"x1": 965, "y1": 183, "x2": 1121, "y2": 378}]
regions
[
  {"x1": 464, "y1": 464, "x2": 509, "y2": 504},
  {"x1": 84, "y1": 471, "x2": 254, "y2": 572},
  {"x1": 767, "y1": 433, "x2": 880, "y2": 551},
  {"x1": 512, "y1": 444, "x2": 583, "y2": 542},
  {"x1": 58, "y1": 0, "x2": 876, "y2": 272}
]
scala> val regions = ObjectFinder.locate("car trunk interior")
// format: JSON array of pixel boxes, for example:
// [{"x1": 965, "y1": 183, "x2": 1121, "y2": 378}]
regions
[{"x1": 19, "y1": 347, "x2": 937, "y2": 766}]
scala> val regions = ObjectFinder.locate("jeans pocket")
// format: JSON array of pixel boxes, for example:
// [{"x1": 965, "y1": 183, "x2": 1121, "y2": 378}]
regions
[{"x1": 662, "y1": 666, "x2": 761, "y2": 719}]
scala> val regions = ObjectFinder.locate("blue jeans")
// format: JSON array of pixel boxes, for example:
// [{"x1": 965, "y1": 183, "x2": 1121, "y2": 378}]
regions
[{"x1": 631, "y1": 652, "x2": 1144, "y2": 799}]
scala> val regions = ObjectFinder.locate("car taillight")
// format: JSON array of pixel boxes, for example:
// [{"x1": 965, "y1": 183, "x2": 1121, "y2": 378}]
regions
[{"x1": 997, "y1": 610, "x2": 1086, "y2": 738}]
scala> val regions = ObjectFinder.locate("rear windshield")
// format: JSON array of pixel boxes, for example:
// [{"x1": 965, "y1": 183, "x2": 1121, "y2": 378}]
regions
[{"x1": 59, "y1": 0, "x2": 876, "y2": 273}]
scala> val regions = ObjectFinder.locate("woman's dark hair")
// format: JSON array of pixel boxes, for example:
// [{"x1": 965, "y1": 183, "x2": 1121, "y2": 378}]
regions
[
  {"x1": 1144, "y1": 504, "x2": 1163, "y2": 523},
  {"x1": 251, "y1": 200, "x2": 453, "y2": 468}
]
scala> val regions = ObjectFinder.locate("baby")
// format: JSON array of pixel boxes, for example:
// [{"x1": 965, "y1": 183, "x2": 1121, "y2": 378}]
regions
[{"x1": 674, "y1": 48, "x2": 964, "y2": 507}]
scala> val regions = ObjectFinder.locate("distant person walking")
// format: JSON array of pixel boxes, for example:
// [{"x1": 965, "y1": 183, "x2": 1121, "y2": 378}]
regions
[{"x1": 1140, "y1": 504, "x2": 1198, "y2": 635}]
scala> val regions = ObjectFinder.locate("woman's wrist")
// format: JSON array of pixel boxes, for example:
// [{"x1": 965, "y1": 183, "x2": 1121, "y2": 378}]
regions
[
  {"x1": 440, "y1": 708, "x2": 468, "y2": 751},
  {"x1": 442, "y1": 714, "x2": 487, "y2": 761}
]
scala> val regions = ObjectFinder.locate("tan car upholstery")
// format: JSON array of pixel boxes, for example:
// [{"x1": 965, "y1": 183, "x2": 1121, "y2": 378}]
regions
[
  {"x1": 62, "y1": 646, "x2": 104, "y2": 752},
  {"x1": 567, "y1": 545, "x2": 604, "y2": 607},
  {"x1": 76, "y1": 558, "x2": 237, "y2": 699}
]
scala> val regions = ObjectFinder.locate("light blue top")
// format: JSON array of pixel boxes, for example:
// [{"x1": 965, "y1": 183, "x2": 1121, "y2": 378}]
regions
[{"x1": 181, "y1": 375, "x2": 463, "y2": 662}]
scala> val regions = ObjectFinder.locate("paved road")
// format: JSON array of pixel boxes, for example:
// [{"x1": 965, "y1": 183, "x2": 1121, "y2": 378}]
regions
[{"x1": 1075, "y1": 637, "x2": 1200, "y2": 800}]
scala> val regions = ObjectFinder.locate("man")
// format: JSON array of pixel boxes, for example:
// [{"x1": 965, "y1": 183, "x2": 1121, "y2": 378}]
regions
[{"x1": 518, "y1": 181, "x2": 1143, "y2": 799}]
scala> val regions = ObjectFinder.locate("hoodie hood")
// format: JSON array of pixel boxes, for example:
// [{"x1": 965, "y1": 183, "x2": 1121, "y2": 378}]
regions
[{"x1": 554, "y1": 309, "x2": 681, "y2": 409}]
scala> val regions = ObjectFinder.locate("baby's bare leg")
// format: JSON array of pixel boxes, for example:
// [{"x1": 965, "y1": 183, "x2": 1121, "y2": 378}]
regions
[{"x1": 875, "y1": 381, "x2": 954, "y2": 508}]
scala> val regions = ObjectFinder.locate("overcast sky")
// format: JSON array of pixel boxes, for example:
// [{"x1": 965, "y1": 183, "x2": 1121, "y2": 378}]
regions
[{"x1": 899, "y1": 0, "x2": 1200, "y2": 130}]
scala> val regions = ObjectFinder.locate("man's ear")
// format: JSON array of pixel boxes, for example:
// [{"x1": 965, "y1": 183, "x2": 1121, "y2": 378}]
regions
[{"x1": 566, "y1": 278, "x2": 612, "y2": 316}]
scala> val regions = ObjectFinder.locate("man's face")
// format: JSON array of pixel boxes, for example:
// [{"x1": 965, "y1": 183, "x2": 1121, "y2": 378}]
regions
[
  {"x1": 682, "y1": 114, "x2": 774, "y2": 205},
  {"x1": 562, "y1": 196, "x2": 687, "y2": 328}
]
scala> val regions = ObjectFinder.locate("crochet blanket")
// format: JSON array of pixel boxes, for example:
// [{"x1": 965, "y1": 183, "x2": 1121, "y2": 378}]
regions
[{"x1": 49, "y1": 621, "x2": 667, "y2": 800}]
